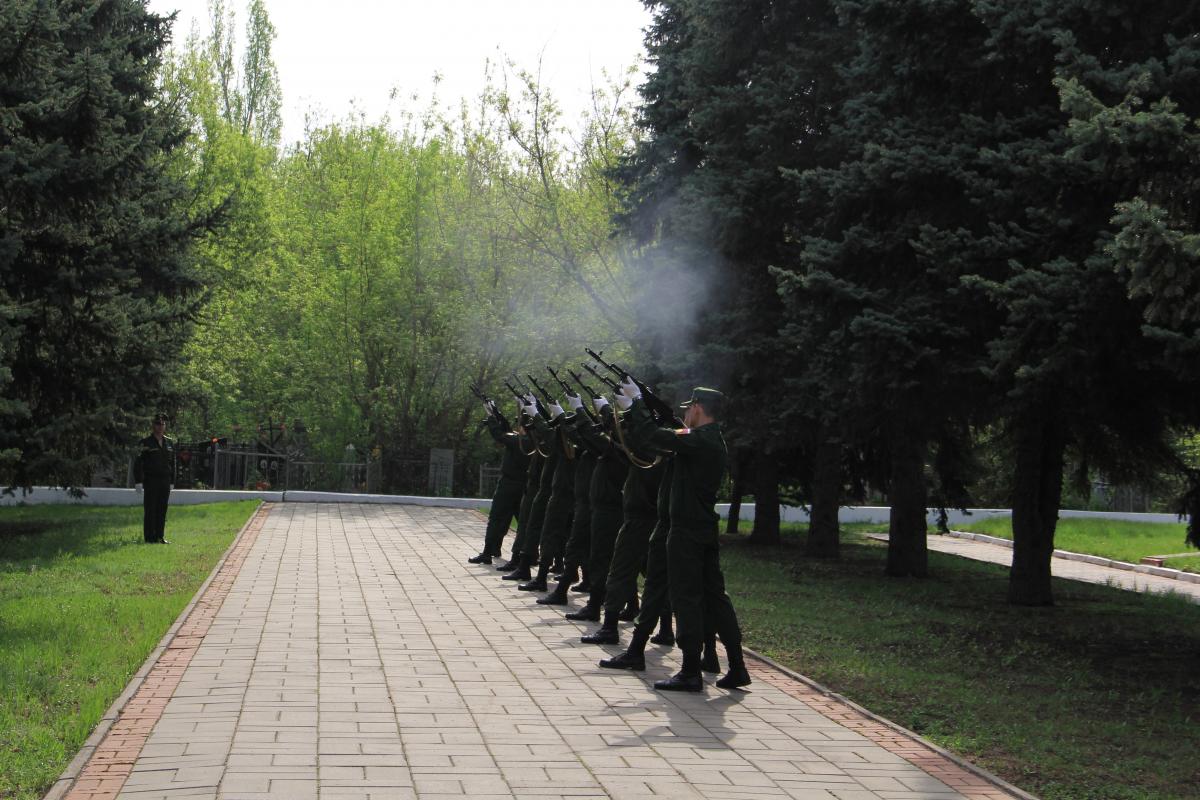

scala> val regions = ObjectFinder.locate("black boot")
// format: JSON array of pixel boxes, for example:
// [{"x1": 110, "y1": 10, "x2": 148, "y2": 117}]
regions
[
  {"x1": 565, "y1": 602, "x2": 601, "y2": 621},
  {"x1": 701, "y1": 633, "x2": 721, "y2": 674},
  {"x1": 537, "y1": 582, "x2": 570, "y2": 605},
  {"x1": 495, "y1": 557, "x2": 520, "y2": 572},
  {"x1": 519, "y1": 563, "x2": 550, "y2": 591},
  {"x1": 599, "y1": 628, "x2": 649, "y2": 671},
  {"x1": 650, "y1": 610, "x2": 675, "y2": 647},
  {"x1": 571, "y1": 568, "x2": 591, "y2": 593},
  {"x1": 502, "y1": 555, "x2": 533, "y2": 581},
  {"x1": 715, "y1": 644, "x2": 752, "y2": 690},
  {"x1": 618, "y1": 594, "x2": 640, "y2": 622},
  {"x1": 654, "y1": 648, "x2": 703, "y2": 693},
  {"x1": 537, "y1": 568, "x2": 575, "y2": 605},
  {"x1": 467, "y1": 551, "x2": 493, "y2": 564},
  {"x1": 581, "y1": 612, "x2": 619, "y2": 645}
]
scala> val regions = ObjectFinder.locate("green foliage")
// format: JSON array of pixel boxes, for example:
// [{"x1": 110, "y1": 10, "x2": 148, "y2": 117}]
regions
[
  {"x1": 0, "y1": 501, "x2": 258, "y2": 800},
  {"x1": 0, "y1": 0, "x2": 209, "y2": 489},
  {"x1": 158, "y1": 19, "x2": 637, "y2": 489}
]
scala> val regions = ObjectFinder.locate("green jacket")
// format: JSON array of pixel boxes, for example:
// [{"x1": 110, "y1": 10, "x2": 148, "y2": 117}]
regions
[
  {"x1": 134, "y1": 435, "x2": 175, "y2": 483},
  {"x1": 486, "y1": 416, "x2": 532, "y2": 483},
  {"x1": 627, "y1": 398, "x2": 726, "y2": 530}
]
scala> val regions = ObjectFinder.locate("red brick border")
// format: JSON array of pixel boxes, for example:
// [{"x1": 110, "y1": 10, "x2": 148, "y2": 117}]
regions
[
  {"x1": 745, "y1": 656, "x2": 1035, "y2": 800},
  {"x1": 45, "y1": 503, "x2": 272, "y2": 800}
]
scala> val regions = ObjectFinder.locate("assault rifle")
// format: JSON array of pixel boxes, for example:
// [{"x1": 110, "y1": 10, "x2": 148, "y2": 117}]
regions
[
  {"x1": 567, "y1": 367, "x2": 600, "y2": 401},
  {"x1": 525, "y1": 373, "x2": 557, "y2": 408},
  {"x1": 509, "y1": 374, "x2": 552, "y2": 420},
  {"x1": 584, "y1": 348, "x2": 679, "y2": 424},
  {"x1": 548, "y1": 366, "x2": 598, "y2": 424},
  {"x1": 581, "y1": 361, "x2": 621, "y2": 393},
  {"x1": 469, "y1": 382, "x2": 511, "y2": 432}
]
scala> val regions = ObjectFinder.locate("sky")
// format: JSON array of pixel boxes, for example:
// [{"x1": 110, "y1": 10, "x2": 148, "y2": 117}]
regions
[{"x1": 146, "y1": 0, "x2": 653, "y2": 145}]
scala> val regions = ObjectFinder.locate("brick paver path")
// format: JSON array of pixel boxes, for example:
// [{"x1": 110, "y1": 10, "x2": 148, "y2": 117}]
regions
[{"x1": 64, "y1": 503, "x2": 1026, "y2": 800}]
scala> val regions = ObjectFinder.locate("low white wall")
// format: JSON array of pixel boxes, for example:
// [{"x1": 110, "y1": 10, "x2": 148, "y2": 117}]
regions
[
  {"x1": 0, "y1": 487, "x2": 282, "y2": 506},
  {"x1": 3, "y1": 489, "x2": 1186, "y2": 526},
  {"x1": 716, "y1": 503, "x2": 1184, "y2": 527}
]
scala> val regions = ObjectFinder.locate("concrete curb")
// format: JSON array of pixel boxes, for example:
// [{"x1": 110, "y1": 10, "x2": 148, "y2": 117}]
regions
[
  {"x1": 40, "y1": 502, "x2": 268, "y2": 800},
  {"x1": 943, "y1": 530, "x2": 1200, "y2": 585},
  {"x1": 743, "y1": 647, "x2": 1039, "y2": 800}
]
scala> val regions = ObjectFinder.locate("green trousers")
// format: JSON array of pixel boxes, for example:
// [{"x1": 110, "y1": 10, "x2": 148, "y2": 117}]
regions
[
  {"x1": 585, "y1": 504, "x2": 624, "y2": 606},
  {"x1": 602, "y1": 514, "x2": 656, "y2": 617},
  {"x1": 562, "y1": 456, "x2": 596, "y2": 571},
  {"x1": 482, "y1": 478, "x2": 524, "y2": 556},
  {"x1": 533, "y1": 491, "x2": 574, "y2": 564},
  {"x1": 632, "y1": 521, "x2": 670, "y2": 635},
  {"x1": 666, "y1": 525, "x2": 743, "y2": 655}
]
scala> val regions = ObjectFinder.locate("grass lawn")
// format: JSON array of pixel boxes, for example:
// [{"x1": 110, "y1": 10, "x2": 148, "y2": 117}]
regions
[
  {"x1": 954, "y1": 516, "x2": 1200, "y2": 573},
  {"x1": 721, "y1": 525, "x2": 1200, "y2": 800},
  {"x1": 0, "y1": 501, "x2": 259, "y2": 800}
]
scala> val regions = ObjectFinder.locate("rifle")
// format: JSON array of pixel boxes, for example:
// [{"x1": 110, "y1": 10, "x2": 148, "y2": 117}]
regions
[
  {"x1": 581, "y1": 361, "x2": 621, "y2": 393},
  {"x1": 549, "y1": 366, "x2": 598, "y2": 424},
  {"x1": 502, "y1": 379, "x2": 531, "y2": 423},
  {"x1": 584, "y1": 348, "x2": 678, "y2": 424},
  {"x1": 469, "y1": 382, "x2": 511, "y2": 432},
  {"x1": 526, "y1": 373, "x2": 557, "y2": 407},
  {"x1": 567, "y1": 367, "x2": 599, "y2": 401},
  {"x1": 510, "y1": 373, "x2": 551, "y2": 420}
]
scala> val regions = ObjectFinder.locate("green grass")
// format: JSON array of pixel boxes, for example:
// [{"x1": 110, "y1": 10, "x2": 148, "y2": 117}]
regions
[
  {"x1": 721, "y1": 526, "x2": 1200, "y2": 800},
  {"x1": 0, "y1": 501, "x2": 259, "y2": 800},
  {"x1": 955, "y1": 515, "x2": 1198, "y2": 569}
]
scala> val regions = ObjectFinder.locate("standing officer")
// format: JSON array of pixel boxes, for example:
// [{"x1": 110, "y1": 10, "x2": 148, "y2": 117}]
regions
[
  {"x1": 134, "y1": 413, "x2": 175, "y2": 544},
  {"x1": 623, "y1": 384, "x2": 750, "y2": 692},
  {"x1": 469, "y1": 401, "x2": 531, "y2": 564}
]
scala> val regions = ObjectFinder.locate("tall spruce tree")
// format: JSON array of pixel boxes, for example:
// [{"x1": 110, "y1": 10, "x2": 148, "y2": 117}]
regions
[
  {"x1": 620, "y1": 0, "x2": 841, "y2": 544},
  {"x1": 983, "y1": 1, "x2": 1200, "y2": 601},
  {"x1": 778, "y1": 0, "x2": 1010, "y2": 577},
  {"x1": 0, "y1": 1, "x2": 206, "y2": 487},
  {"x1": 778, "y1": 0, "x2": 1200, "y2": 598}
]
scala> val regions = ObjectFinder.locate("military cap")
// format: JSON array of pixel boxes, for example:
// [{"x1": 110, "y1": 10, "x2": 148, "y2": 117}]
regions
[
  {"x1": 679, "y1": 387, "x2": 724, "y2": 414},
  {"x1": 152, "y1": 412, "x2": 168, "y2": 423}
]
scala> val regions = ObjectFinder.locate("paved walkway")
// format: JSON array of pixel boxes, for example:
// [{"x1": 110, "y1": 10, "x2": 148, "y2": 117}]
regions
[
  {"x1": 58, "y1": 503, "x2": 1025, "y2": 800},
  {"x1": 923, "y1": 535, "x2": 1200, "y2": 603}
]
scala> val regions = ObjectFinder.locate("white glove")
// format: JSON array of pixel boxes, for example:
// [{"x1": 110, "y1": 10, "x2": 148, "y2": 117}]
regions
[
  {"x1": 135, "y1": 483, "x2": 143, "y2": 493},
  {"x1": 620, "y1": 377, "x2": 641, "y2": 400},
  {"x1": 593, "y1": 397, "x2": 609, "y2": 413},
  {"x1": 566, "y1": 394, "x2": 583, "y2": 412},
  {"x1": 524, "y1": 393, "x2": 537, "y2": 407},
  {"x1": 522, "y1": 402, "x2": 537, "y2": 417},
  {"x1": 548, "y1": 402, "x2": 564, "y2": 419},
  {"x1": 614, "y1": 394, "x2": 633, "y2": 411},
  {"x1": 483, "y1": 400, "x2": 495, "y2": 415}
]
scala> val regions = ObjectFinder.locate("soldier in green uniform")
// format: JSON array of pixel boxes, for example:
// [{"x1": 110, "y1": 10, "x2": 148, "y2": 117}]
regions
[
  {"x1": 538, "y1": 393, "x2": 599, "y2": 607},
  {"x1": 134, "y1": 413, "x2": 175, "y2": 544},
  {"x1": 563, "y1": 397, "x2": 629, "y2": 622},
  {"x1": 579, "y1": 390, "x2": 662, "y2": 645},
  {"x1": 498, "y1": 446, "x2": 542, "y2": 571},
  {"x1": 501, "y1": 398, "x2": 558, "y2": 582},
  {"x1": 517, "y1": 397, "x2": 577, "y2": 592},
  {"x1": 622, "y1": 384, "x2": 750, "y2": 692},
  {"x1": 469, "y1": 401, "x2": 531, "y2": 564}
]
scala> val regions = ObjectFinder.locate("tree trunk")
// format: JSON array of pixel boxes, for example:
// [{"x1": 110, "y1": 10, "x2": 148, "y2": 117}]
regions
[
  {"x1": 747, "y1": 451, "x2": 781, "y2": 545},
  {"x1": 726, "y1": 448, "x2": 745, "y2": 534},
  {"x1": 806, "y1": 435, "x2": 841, "y2": 558},
  {"x1": 885, "y1": 434, "x2": 928, "y2": 577},
  {"x1": 1008, "y1": 410, "x2": 1065, "y2": 606}
]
